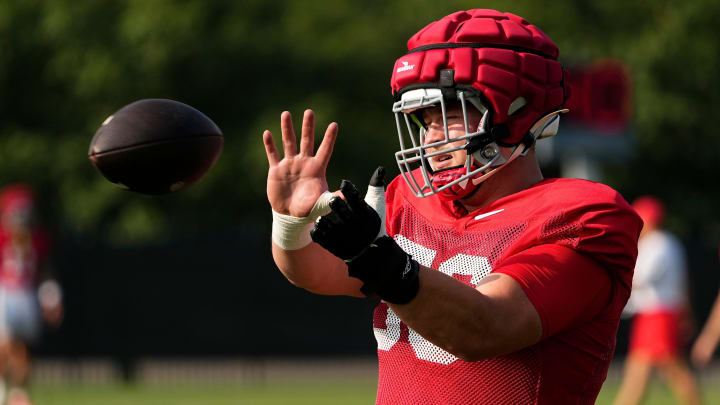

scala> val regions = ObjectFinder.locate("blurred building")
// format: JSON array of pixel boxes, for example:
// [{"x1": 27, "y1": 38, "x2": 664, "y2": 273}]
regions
[{"x1": 537, "y1": 60, "x2": 633, "y2": 181}]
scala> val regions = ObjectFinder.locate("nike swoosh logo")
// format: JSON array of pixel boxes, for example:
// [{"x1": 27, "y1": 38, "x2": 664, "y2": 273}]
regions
[{"x1": 474, "y1": 209, "x2": 504, "y2": 221}]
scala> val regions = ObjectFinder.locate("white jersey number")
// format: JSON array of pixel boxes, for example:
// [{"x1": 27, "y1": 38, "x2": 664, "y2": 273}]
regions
[{"x1": 373, "y1": 235, "x2": 492, "y2": 365}]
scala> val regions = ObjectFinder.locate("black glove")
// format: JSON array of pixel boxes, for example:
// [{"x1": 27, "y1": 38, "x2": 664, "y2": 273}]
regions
[
  {"x1": 310, "y1": 169, "x2": 420, "y2": 304},
  {"x1": 369, "y1": 165, "x2": 386, "y2": 187},
  {"x1": 347, "y1": 235, "x2": 419, "y2": 304},
  {"x1": 310, "y1": 179, "x2": 380, "y2": 261}
]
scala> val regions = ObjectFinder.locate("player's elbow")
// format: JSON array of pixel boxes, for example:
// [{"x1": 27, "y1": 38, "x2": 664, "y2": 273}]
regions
[
  {"x1": 282, "y1": 268, "x2": 362, "y2": 297},
  {"x1": 445, "y1": 327, "x2": 536, "y2": 362},
  {"x1": 454, "y1": 349, "x2": 487, "y2": 363},
  {"x1": 284, "y1": 275, "x2": 306, "y2": 289},
  {"x1": 432, "y1": 329, "x2": 498, "y2": 362},
  {"x1": 449, "y1": 341, "x2": 498, "y2": 362},
  {"x1": 283, "y1": 272, "x2": 322, "y2": 292}
]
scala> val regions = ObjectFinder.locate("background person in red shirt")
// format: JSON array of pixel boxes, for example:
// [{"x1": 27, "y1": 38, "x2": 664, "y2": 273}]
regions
[
  {"x1": 264, "y1": 9, "x2": 641, "y2": 404},
  {"x1": 613, "y1": 196, "x2": 701, "y2": 405},
  {"x1": 0, "y1": 184, "x2": 63, "y2": 405}
]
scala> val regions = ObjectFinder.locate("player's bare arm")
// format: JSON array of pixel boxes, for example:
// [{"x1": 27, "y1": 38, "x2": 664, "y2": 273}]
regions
[
  {"x1": 692, "y1": 287, "x2": 720, "y2": 366},
  {"x1": 263, "y1": 109, "x2": 364, "y2": 296},
  {"x1": 389, "y1": 269, "x2": 542, "y2": 361}
]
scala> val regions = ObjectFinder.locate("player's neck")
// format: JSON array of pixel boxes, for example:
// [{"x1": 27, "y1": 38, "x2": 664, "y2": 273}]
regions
[{"x1": 459, "y1": 153, "x2": 543, "y2": 213}]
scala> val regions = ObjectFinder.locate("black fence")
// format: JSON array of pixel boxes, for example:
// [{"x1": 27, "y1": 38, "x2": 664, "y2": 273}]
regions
[
  {"x1": 38, "y1": 223, "x2": 378, "y2": 379},
  {"x1": 35, "y1": 221, "x2": 720, "y2": 380}
]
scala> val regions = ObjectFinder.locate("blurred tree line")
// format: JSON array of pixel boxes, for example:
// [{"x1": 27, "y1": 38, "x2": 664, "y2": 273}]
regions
[{"x1": 1, "y1": 0, "x2": 718, "y2": 251}]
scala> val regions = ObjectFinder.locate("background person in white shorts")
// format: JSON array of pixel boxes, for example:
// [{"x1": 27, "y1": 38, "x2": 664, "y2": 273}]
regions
[
  {"x1": 614, "y1": 196, "x2": 701, "y2": 405},
  {"x1": 0, "y1": 184, "x2": 62, "y2": 405}
]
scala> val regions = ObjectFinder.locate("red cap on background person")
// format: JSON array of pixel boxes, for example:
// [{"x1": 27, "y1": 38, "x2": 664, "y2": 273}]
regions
[
  {"x1": 0, "y1": 183, "x2": 34, "y2": 211},
  {"x1": 0, "y1": 183, "x2": 36, "y2": 230},
  {"x1": 632, "y1": 196, "x2": 666, "y2": 232}
]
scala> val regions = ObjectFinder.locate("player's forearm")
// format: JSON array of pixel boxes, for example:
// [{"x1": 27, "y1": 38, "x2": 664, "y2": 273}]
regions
[
  {"x1": 389, "y1": 267, "x2": 541, "y2": 361},
  {"x1": 271, "y1": 241, "x2": 364, "y2": 296},
  {"x1": 699, "y1": 293, "x2": 720, "y2": 340},
  {"x1": 390, "y1": 267, "x2": 492, "y2": 361}
]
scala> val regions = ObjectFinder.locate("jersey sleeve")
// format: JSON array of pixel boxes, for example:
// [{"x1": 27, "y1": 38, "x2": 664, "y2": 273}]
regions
[
  {"x1": 539, "y1": 187, "x2": 642, "y2": 294},
  {"x1": 493, "y1": 243, "x2": 613, "y2": 339}
]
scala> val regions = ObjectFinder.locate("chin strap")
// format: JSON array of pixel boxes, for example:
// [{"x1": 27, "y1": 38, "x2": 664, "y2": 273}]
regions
[
  {"x1": 519, "y1": 108, "x2": 569, "y2": 158},
  {"x1": 468, "y1": 109, "x2": 569, "y2": 186},
  {"x1": 532, "y1": 109, "x2": 569, "y2": 138}
]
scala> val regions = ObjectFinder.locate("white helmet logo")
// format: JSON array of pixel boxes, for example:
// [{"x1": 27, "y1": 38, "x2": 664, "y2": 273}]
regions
[{"x1": 396, "y1": 61, "x2": 415, "y2": 73}]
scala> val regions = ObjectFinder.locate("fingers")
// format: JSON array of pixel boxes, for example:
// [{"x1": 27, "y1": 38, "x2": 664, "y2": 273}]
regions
[
  {"x1": 262, "y1": 130, "x2": 280, "y2": 167},
  {"x1": 312, "y1": 197, "x2": 354, "y2": 243},
  {"x1": 310, "y1": 217, "x2": 327, "y2": 243},
  {"x1": 316, "y1": 122, "x2": 338, "y2": 169},
  {"x1": 300, "y1": 109, "x2": 315, "y2": 156},
  {"x1": 340, "y1": 180, "x2": 363, "y2": 209},
  {"x1": 277, "y1": 109, "x2": 336, "y2": 162},
  {"x1": 329, "y1": 196, "x2": 353, "y2": 221},
  {"x1": 275, "y1": 109, "x2": 336, "y2": 166},
  {"x1": 280, "y1": 111, "x2": 297, "y2": 157},
  {"x1": 369, "y1": 166, "x2": 386, "y2": 187},
  {"x1": 311, "y1": 213, "x2": 339, "y2": 243},
  {"x1": 322, "y1": 210, "x2": 343, "y2": 226}
]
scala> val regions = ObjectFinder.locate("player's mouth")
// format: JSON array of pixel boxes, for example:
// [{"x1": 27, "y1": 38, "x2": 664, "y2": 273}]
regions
[{"x1": 430, "y1": 153, "x2": 455, "y2": 170}]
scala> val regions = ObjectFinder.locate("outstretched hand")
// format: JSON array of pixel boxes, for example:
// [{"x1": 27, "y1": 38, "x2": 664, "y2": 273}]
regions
[{"x1": 263, "y1": 110, "x2": 338, "y2": 217}]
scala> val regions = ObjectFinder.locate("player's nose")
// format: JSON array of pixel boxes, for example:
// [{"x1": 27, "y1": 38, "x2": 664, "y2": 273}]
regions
[{"x1": 423, "y1": 124, "x2": 446, "y2": 146}]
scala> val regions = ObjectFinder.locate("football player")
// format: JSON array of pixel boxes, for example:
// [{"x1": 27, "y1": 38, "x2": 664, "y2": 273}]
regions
[
  {"x1": 613, "y1": 197, "x2": 701, "y2": 405},
  {"x1": 263, "y1": 9, "x2": 642, "y2": 404},
  {"x1": 0, "y1": 184, "x2": 63, "y2": 405}
]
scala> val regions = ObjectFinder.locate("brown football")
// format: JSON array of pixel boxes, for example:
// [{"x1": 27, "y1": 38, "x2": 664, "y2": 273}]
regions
[{"x1": 89, "y1": 99, "x2": 223, "y2": 194}]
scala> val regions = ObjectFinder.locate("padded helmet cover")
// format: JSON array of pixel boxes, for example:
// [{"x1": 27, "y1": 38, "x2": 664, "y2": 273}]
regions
[{"x1": 390, "y1": 9, "x2": 569, "y2": 145}]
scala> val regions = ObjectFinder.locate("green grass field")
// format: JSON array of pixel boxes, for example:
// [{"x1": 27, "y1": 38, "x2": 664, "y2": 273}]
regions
[{"x1": 27, "y1": 378, "x2": 720, "y2": 405}]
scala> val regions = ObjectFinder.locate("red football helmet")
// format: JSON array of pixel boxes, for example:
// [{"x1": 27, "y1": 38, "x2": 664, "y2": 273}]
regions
[{"x1": 390, "y1": 9, "x2": 570, "y2": 199}]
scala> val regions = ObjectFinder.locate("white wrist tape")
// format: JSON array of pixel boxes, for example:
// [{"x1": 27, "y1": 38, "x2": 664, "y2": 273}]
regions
[
  {"x1": 364, "y1": 185, "x2": 387, "y2": 237},
  {"x1": 271, "y1": 191, "x2": 334, "y2": 250}
]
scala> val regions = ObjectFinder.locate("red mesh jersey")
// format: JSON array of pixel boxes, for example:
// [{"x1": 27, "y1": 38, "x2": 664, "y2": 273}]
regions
[{"x1": 375, "y1": 174, "x2": 641, "y2": 404}]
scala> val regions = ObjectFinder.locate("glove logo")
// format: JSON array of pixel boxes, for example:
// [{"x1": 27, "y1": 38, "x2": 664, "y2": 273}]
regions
[{"x1": 402, "y1": 257, "x2": 412, "y2": 278}]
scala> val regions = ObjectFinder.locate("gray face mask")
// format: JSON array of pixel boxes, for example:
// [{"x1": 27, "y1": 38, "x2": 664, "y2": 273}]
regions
[{"x1": 393, "y1": 87, "x2": 568, "y2": 199}]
